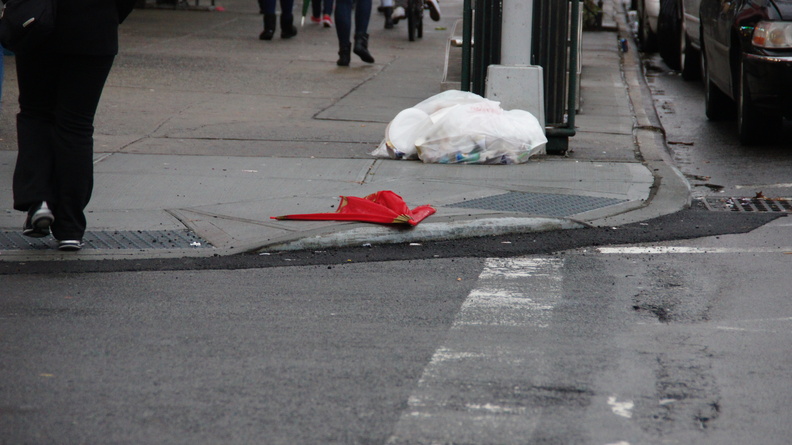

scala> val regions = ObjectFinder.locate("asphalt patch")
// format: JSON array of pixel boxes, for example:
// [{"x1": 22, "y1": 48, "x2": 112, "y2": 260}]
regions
[{"x1": 0, "y1": 208, "x2": 785, "y2": 275}]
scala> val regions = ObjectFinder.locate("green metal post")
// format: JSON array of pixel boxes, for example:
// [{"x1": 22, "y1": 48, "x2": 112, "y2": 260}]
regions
[
  {"x1": 484, "y1": 0, "x2": 502, "y2": 71},
  {"x1": 461, "y1": 0, "x2": 473, "y2": 92},
  {"x1": 565, "y1": 0, "x2": 579, "y2": 133},
  {"x1": 472, "y1": 0, "x2": 486, "y2": 95},
  {"x1": 543, "y1": 0, "x2": 580, "y2": 154}
]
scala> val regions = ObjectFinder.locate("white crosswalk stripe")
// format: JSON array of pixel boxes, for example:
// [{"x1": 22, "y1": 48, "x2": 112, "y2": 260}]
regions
[{"x1": 387, "y1": 257, "x2": 565, "y2": 444}]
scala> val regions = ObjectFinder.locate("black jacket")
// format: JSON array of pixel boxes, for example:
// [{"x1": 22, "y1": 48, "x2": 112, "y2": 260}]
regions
[{"x1": 50, "y1": 0, "x2": 137, "y2": 55}]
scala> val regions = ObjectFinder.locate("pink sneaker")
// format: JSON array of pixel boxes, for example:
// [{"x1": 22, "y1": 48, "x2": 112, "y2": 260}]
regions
[
  {"x1": 322, "y1": 14, "x2": 333, "y2": 28},
  {"x1": 310, "y1": 15, "x2": 322, "y2": 24}
]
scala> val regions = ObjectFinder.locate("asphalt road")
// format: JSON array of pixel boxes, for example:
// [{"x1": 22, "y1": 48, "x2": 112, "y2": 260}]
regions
[
  {"x1": 3, "y1": 210, "x2": 791, "y2": 444},
  {"x1": 1, "y1": 258, "x2": 482, "y2": 444},
  {"x1": 3, "y1": 7, "x2": 792, "y2": 442}
]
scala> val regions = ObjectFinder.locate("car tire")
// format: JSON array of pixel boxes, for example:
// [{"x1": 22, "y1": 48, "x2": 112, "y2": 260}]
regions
[
  {"x1": 658, "y1": 0, "x2": 682, "y2": 70},
  {"x1": 737, "y1": 59, "x2": 781, "y2": 145},
  {"x1": 703, "y1": 45, "x2": 733, "y2": 121}
]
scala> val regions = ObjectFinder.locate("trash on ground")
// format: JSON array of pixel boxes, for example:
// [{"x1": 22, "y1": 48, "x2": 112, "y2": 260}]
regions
[
  {"x1": 371, "y1": 90, "x2": 547, "y2": 164},
  {"x1": 271, "y1": 190, "x2": 435, "y2": 226}
]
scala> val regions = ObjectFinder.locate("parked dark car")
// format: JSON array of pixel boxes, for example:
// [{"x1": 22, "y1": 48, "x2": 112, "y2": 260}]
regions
[{"x1": 700, "y1": 0, "x2": 792, "y2": 144}]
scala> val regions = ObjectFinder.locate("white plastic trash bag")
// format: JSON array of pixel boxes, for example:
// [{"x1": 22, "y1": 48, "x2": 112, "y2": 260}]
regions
[
  {"x1": 372, "y1": 107, "x2": 432, "y2": 160},
  {"x1": 371, "y1": 90, "x2": 484, "y2": 160},
  {"x1": 372, "y1": 90, "x2": 546, "y2": 164},
  {"x1": 412, "y1": 89, "x2": 489, "y2": 115},
  {"x1": 415, "y1": 101, "x2": 547, "y2": 164}
]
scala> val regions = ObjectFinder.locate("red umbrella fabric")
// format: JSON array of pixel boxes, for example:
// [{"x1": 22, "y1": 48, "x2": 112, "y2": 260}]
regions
[{"x1": 272, "y1": 191, "x2": 435, "y2": 226}]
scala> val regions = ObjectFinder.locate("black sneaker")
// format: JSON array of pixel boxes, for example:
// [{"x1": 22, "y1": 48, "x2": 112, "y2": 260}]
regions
[
  {"x1": 392, "y1": 6, "x2": 405, "y2": 24},
  {"x1": 22, "y1": 202, "x2": 54, "y2": 238},
  {"x1": 58, "y1": 240, "x2": 84, "y2": 251},
  {"x1": 426, "y1": 0, "x2": 441, "y2": 21}
]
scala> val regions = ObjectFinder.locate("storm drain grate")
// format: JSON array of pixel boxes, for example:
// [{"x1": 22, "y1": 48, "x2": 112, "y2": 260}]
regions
[
  {"x1": 703, "y1": 197, "x2": 792, "y2": 213},
  {"x1": 0, "y1": 230, "x2": 211, "y2": 251},
  {"x1": 448, "y1": 192, "x2": 626, "y2": 217}
]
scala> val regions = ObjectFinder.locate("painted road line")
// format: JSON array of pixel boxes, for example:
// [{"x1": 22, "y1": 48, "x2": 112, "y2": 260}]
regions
[
  {"x1": 386, "y1": 257, "x2": 564, "y2": 444},
  {"x1": 597, "y1": 247, "x2": 792, "y2": 254},
  {"x1": 734, "y1": 183, "x2": 792, "y2": 189}
]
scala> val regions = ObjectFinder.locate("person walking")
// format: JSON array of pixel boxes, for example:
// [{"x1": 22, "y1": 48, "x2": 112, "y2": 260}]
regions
[
  {"x1": 258, "y1": 0, "x2": 298, "y2": 40},
  {"x1": 334, "y1": 0, "x2": 374, "y2": 66},
  {"x1": 310, "y1": 0, "x2": 335, "y2": 27},
  {"x1": 11, "y1": 0, "x2": 137, "y2": 252},
  {"x1": 391, "y1": 0, "x2": 441, "y2": 24},
  {"x1": 380, "y1": 0, "x2": 395, "y2": 29}
]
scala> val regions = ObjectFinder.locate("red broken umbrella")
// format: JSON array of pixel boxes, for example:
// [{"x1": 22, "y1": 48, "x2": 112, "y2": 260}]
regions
[{"x1": 271, "y1": 190, "x2": 435, "y2": 226}]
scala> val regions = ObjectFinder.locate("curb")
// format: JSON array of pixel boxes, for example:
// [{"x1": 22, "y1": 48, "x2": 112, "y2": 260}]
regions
[
  {"x1": 588, "y1": 0, "x2": 691, "y2": 227},
  {"x1": 256, "y1": 217, "x2": 591, "y2": 252}
]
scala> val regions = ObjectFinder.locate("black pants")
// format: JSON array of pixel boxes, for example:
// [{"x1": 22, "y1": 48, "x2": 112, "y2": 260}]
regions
[
  {"x1": 335, "y1": 0, "x2": 372, "y2": 46},
  {"x1": 13, "y1": 53, "x2": 115, "y2": 240}
]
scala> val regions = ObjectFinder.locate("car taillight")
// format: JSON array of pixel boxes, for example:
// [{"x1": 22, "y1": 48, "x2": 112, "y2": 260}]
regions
[{"x1": 752, "y1": 21, "x2": 792, "y2": 48}]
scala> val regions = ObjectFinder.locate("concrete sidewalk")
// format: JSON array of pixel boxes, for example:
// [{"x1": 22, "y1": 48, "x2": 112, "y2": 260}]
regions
[{"x1": 0, "y1": 0, "x2": 689, "y2": 261}]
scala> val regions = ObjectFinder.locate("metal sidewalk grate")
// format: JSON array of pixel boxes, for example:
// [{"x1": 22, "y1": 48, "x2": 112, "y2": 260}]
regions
[
  {"x1": 703, "y1": 197, "x2": 792, "y2": 213},
  {"x1": 0, "y1": 230, "x2": 211, "y2": 251},
  {"x1": 448, "y1": 192, "x2": 627, "y2": 217}
]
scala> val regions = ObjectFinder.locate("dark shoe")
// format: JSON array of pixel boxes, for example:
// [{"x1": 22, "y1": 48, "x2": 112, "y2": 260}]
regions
[
  {"x1": 22, "y1": 202, "x2": 53, "y2": 238},
  {"x1": 281, "y1": 15, "x2": 298, "y2": 38},
  {"x1": 260, "y1": 13, "x2": 277, "y2": 40},
  {"x1": 392, "y1": 6, "x2": 405, "y2": 24},
  {"x1": 337, "y1": 43, "x2": 351, "y2": 66},
  {"x1": 353, "y1": 33, "x2": 375, "y2": 63},
  {"x1": 426, "y1": 0, "x2": 441, "y2": 21},
  {"x1": 58, "y1": 240, "x2": 84, "y2": 252},
  {"x1": 384, "y1": 7, "x2": 394, "y2": 29},
  {"x1": 281, "y1": 25, "x2": 298, "y2": 38}
]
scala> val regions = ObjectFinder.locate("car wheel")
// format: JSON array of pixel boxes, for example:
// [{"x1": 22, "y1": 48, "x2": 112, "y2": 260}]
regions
[
  {"x1": 658, "y1": 0, "x2": 682, "y2": 70},
  {"x1": 703, "y1": 45, "x2": 733, "y2": 121},
  {"x1": 737, "y1": 59, "x2": 781, "y2": 145}
]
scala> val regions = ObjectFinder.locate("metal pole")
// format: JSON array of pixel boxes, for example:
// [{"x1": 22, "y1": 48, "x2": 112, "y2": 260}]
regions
[
  {"x1": 543, "y1": 0, "x2": 580, "y2": 155},
  {"x1": 486, "y1": 0, "x2": 502, "y2": 68},
  {"x1": 472, "y1": 0, "x2": 487, "y2": 95},
  {"x1": 461, "y1": 0, "x2": 473, "y2": 92},
  {"x1": 546, "y1": 0, "x2": 579, "y2": 137},
  {"x1": 564, "y1": 0, "x2": 579, "y2": 132}
]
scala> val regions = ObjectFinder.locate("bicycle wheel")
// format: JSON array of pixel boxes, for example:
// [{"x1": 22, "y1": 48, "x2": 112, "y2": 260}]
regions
[{"x1": 417, "y1": 7, "x2": 423, "y2": 38}]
